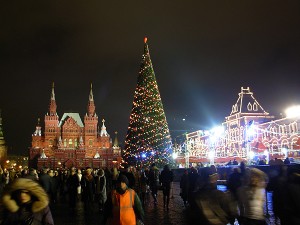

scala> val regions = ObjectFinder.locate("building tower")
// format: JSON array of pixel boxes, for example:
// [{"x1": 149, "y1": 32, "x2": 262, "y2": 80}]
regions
[
  {"x1": 44, "y1": 82, "x2": 60, "y2": 156},
  {"x1": 0, "y1": 109, "x2": 8, "y2": 166},
  {"x1": 124, "y1": 37, "x2": 172, "y2": 167},
  {"x1": 84, "y1": 83, "x2": 98, "y2": 158}
]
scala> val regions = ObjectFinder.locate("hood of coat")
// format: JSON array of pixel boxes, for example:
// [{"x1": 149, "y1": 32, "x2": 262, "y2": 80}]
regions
[{"x1": 2, "y1": 178, "x2": 49, "y2": 213}]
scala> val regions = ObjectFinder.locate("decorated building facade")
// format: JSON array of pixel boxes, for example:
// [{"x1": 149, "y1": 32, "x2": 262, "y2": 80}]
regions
[
  {"x1": 176, "y1": 87, "x2": 300, "y2": 166},
  {"x1": 29, "y1": 84, "x2": 122, "y2": 169}
]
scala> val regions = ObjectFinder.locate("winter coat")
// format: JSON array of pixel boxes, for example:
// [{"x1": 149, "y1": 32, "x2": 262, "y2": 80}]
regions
[
  {"x1": 95, "y1": 174, "x2": 107, "y2": 204},
  {"x1": 1, "y1": 178, "x2": 54, "y2": 225},
  {"x1": 148, "y1": 167, "x2": 160, "y2": 187},
  {"x1": 193, "y1": 185, "x2": 237, "y2": 225}
]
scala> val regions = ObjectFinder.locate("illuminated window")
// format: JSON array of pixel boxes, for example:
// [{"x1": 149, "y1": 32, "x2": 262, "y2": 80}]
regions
[
  {"x1": 69, "y1": 139, "x2": 73, "y2": 147},
  {"x1": 75, "y1": 139, "x2": 78, "y2": 147},
  {"x1": 64, "y1": 139, "x2": 67, "y2": 147},
  {"x1": 49, "y1": 139, "x2": 53, "y2": 147},
  {"x1": 253, "y1": 102, "x2": 258, "y2": 111},
  {"x1": 247, "y1": 102, "x2": 252, "y2": 111},
  {"x1": 89, "y1": 139, "x2": 93, "y2": 146}
]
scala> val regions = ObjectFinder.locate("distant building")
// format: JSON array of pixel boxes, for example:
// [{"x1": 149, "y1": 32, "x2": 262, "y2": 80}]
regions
[
  {"x1": 177, "y1": 87, "x2": 300, "y2": 166},
  {"x1": 29, "y1": 83, "x2": 122, "y2": 169},
  {"x1": 0, "y1": 110, "x2": 8, "y2": 167}
]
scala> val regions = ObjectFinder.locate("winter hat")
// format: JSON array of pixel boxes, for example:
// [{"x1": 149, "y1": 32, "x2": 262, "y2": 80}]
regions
[{"x1": 117, "y1": 174, "x2": 129, "y2": 186}]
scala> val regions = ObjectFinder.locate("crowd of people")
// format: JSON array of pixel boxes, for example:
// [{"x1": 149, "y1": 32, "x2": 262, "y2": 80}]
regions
[
  {"x1": 0, "y1": 163, "x2": 175, "y2": 225},
  {"x1": 179, "y1": 162, "x2": 300, "y2": 225},
  {"x1": 0, "y1": 161, "x2": 299, "y2": 225}
]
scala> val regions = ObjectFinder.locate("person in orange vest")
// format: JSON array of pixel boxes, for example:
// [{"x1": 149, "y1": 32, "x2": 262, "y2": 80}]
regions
[{"x1": 104, "y1": 174, "x2": 144, "y2": 225}]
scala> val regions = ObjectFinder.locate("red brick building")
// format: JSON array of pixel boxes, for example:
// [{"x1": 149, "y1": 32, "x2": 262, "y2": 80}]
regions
[{"x1": 29, "y1": 83, "x2": 122, "y2": 169}]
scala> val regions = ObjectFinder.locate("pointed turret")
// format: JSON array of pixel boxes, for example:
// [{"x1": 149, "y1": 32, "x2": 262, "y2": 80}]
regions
[
  {"x1": 49, "y1": 82, "x2": 57, "y2": 116},
  {"x1": 100, "y1": 119, "x2": 109, "y2": 137},
  {"x1": 94, "y1": 151, "x2": 100, "y2": 159},
  {"x1": 40, "y1": 149, "x2": 47, "y2": 159},
  {"x1": 88, "y1": 83, "x2": 96, "y2": 116},
  {"x1": 113, "y1": 131, "x2": 119, "y2": 148},
  {"x1": 33, "y1": 118, "x2": 42, "y2": 136}
]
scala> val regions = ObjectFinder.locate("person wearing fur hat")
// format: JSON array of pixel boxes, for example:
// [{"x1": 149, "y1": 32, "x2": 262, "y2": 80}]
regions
[
  {"x1": 1, "y1": 178, "x2": 54, "y2": 225},
  {"x1": 104, "y1": 174, "x2": 144, "y2": 225}
]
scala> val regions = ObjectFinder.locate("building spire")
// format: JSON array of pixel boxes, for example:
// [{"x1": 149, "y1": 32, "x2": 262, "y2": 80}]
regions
[
  {"x1": 113, "y1": 131, "x2": 119, "y2": 147},
  {"x1": 100, "y1": 119, "x2": 109, "y2": 137},
  {"x1": 89, "y1": 83, "x2": 94, "y2": 101},
  {"x1": 51, "y1": 82, "x2": 55, "y2": 100},
  {"x1": 33, "y1": 118, "x2": 42, "y2": 136},
  {"x1": 87, "y1": 83, "x2": 96, "y2": 116},
  {"x1": 49, "y1": 82, "x2": 57, "y2": 116}
]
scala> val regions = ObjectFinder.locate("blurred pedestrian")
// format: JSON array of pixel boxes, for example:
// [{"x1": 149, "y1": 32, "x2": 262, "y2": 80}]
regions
[
  {"x1": 1, "y1": 178, "x2": 54, "y2": 225},
  {"x1": 192, "y1": 168, "x2": 237, "y2": 225},
  {"x1": 25, "y1": 168, "x2": 39, "y2": 181},
  {"x1": 148, "y1": 163, "x2": 160, "y2": 205},
  {"x1": 67, "y1": 167, "x2": 80, "y2": 211},
  {"x1": 80, "y1": 167, "x2": 95, "y2": 212},
  {"x1": 237, "y1": 168, "x2": 268, "y2": 225},
  {"x1": 95, "y1": 169, "x2": 107, "y2": 212},
  {"x1": 77, "y1": 169, "x2": 82, "y2": 200},
  {"x1": 104, "y1": 174, "x2": 144, "y2": 225},
  {"x1": 39, "y1": 168, "x2": 51, "y2": 196},
  {"x1": 180, "y1": 169, "x2": 189, "y2": 206},
  {"x1": 159, "y1": 164, "x2": 174, "y2": 210}
]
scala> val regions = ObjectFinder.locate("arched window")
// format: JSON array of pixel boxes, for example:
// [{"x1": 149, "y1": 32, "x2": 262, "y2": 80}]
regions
[
  {"x1": 253, "y1": 102, "x2": 258, "y2": 111},
  {"x1": 247, "y1": 102, "x2": 252, "y2": 111}
]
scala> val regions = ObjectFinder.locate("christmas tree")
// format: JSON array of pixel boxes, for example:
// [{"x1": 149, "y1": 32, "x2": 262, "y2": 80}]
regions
[{"x1": 124, "y1": 37, "x2": 173, "y2": 168}]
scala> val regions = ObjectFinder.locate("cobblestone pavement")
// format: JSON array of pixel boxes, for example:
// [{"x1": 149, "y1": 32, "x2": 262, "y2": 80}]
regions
[{"x1": 51, "y1": 182, "x2": 276, "y2": 225}]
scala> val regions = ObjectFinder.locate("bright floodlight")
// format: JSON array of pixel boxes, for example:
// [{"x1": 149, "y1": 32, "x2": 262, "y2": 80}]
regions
[
  {"x1": 285, "y1": 105, "x2": 300, "y2": 118},
  {"x1": 249, "y1": 151, "x2": 255, "y2": 159},
  {"x1": 208, "y1": 151, "x2": 214, "y2": 159},
  {"x1": 172, "y1": 152, "x2": 178, "y2": 159},
  {"x1": 247, "y1": 124, "x2": 256, "y2": 137},
  {"x1": 282, "y1": 147, "x2": 287, "y2": 156},
  {"x1": 210, "y1": 126, "x2": 224, "y2": 142}
]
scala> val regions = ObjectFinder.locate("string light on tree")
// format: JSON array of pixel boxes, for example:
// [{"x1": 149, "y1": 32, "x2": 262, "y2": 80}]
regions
[{"x1": 124, "y1": 37, "x2": 173, "y2": 167}]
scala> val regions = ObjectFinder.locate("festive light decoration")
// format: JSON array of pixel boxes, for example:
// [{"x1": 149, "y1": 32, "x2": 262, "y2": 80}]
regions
[
  {"x1": 124, "y1": 38, "x2": 173, "y2": 167},
  {"x1": 176, "y1": 87, "x2": 300, "y2": 165}
]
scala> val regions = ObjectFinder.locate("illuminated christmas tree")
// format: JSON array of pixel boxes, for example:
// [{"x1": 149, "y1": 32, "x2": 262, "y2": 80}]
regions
[{"x1": 124, "y1": 37, "x2": 173, "y2": 168}]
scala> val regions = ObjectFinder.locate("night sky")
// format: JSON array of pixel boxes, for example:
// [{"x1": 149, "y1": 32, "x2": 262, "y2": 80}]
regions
[{"x1": 1, "y1": 1, "x2": 300, "y2": 155}]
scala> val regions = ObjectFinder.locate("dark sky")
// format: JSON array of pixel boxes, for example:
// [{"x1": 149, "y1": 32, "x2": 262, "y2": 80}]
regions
[{"x1": 1, "y1": 1, "x2": 300, "y2": 155}]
